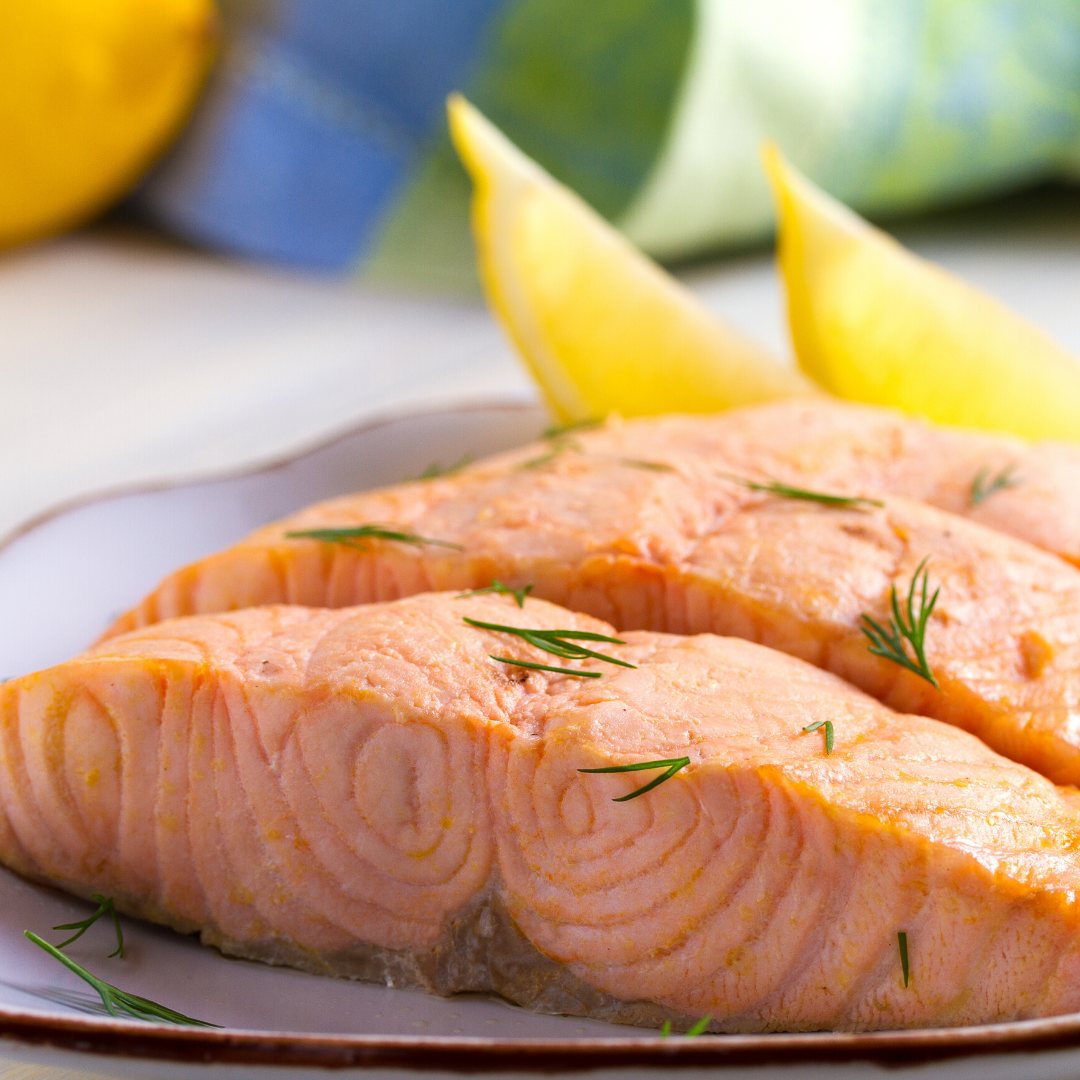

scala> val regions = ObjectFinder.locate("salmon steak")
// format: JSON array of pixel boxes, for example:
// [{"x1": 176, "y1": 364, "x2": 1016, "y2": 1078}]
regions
[
  {"x1": 8, "y1": 592, "x2": 1080, "y2": 1032},
  {"x1": 615, "y1": 399, "x2": 1080, "y2": 567},
  {"x1": 105, "y1": 407, "x2": 1080, "y2": 785}
]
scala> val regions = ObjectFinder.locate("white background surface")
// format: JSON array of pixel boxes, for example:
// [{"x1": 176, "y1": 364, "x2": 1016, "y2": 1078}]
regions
[
  {"x1": 2, "y1": 190, "x2": 1080, "y2": 1078},
  {"x1": 7, "y1": 191, "x2": 1080, "y2": 544}
]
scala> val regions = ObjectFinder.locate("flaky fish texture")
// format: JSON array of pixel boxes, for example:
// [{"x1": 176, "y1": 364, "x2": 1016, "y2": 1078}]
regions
[
  {"x1": 620, "y1": 399, "x2": 1080, "y2": 567},
  {"x1": 10, "y1": 593, "x2": 1080, "y2": 1031},
  {"x1": 106, "y1": 406, "x2": 1080, "y2": 785}
]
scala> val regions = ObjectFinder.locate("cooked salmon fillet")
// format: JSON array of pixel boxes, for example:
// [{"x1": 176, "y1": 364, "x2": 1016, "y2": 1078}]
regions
[
  {"x1": 614, "y1": 399, "x2": 1080, "y2": 567},
  {"x1": 106, "y1": 414, "x2": 1080, "y2": 786},
  {"x1": 8, "y1": 592, "x2": 1080, "y2": 1032}
]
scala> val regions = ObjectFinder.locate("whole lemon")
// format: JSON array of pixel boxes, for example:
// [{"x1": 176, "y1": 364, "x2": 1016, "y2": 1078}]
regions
[{"x1": 0, "y1": 0, "x2": 217, "y2": 249}]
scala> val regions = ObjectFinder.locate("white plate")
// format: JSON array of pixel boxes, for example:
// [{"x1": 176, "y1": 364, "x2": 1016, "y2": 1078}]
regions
[{"x1": 4, "y1": 401, "x2": 1080, "y2": 1079}]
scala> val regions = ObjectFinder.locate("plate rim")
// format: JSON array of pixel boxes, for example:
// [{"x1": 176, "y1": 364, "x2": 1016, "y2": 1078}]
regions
[
  {"x1": 0, "y1": 396, "x2": 544, "y2": 552},
  {"x1": 4, "y1": 396, "x2": 1080, "y2": 1071},
  {"x1": 5, "y1": 1006, "x2": 1080, "y2": 1072}
]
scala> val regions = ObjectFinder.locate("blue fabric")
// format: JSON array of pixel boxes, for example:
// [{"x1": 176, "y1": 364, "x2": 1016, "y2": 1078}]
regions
[
  {"x1": 279, "y1": 0, "x2": 508, "y2": 139},
  {"x1": 142, "y1": 0, "x2": 511, "y2": 270},
  {"x1": 139, "y1": 0, "x2": 1080, "y2": 281}
]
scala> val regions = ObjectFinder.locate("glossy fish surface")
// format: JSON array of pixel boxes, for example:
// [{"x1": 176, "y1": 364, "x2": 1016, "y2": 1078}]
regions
[
  {"x1": 105, "y1": 410, "x2": 1080, "y2": 785},
  {"x1": 643, "y1": 399, "x2": 1080, "y2": 566},
  {"x1": 9, "y1": 593, "x2": 1080, "y2": 1031}
]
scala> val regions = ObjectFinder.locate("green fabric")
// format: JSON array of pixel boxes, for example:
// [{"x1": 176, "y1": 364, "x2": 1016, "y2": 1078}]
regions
[
  {"x1": 471, "y1": 0, "x2": 694, "y2": 220},
  {"x1": 621, "y1": 0, "x2": 1080, "y2": 258},
  {"x1": 364, "y1": 0, "x2": 693, "y2": 291},
  {"x1": 830, "y1": 0, "x2": 1080, "y2": 213},
  {"x1": 368, "y1": 0, "x2": 1080, "y2": 289},
  {"x1": 362, "y1": 144, "x2": 478, "y2": 295}
]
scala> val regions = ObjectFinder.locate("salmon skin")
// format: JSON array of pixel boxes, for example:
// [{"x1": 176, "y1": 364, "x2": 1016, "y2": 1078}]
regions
[
  {"x1": 9, "y1": 592, "x2": 1080, "y2": 1032},
  {"x1": 105, "y1": 410, "x2": 1080, "y2": 786}
]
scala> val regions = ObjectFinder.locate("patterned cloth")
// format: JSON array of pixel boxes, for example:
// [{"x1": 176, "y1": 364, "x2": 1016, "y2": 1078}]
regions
[{"x1": 139, "y1": 0, "x2": 1080, "y2": 288}]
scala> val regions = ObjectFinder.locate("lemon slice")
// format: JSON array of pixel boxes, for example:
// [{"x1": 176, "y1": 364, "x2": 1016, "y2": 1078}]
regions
[
  {"x1": 448, "y1": 95, "x2": 812, "y2": 423},
  {"x1": 763, "y1": 144, "x2": 1080, "y2": 441},
  {"x1": 0, "y1": 0, "x2": 216, "y2": 249}
]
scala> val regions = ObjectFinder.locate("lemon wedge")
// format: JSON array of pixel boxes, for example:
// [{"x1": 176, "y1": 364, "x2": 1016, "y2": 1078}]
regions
[
  {"x1": 0, "y1": 0, "x2": 216, "y2": 249},
  {"x1": 764, "y1": 144, "x2": 1080, "y2": 441},
  {"x1": 448, "y1": 95, "x2": 811, "y2": 423}
]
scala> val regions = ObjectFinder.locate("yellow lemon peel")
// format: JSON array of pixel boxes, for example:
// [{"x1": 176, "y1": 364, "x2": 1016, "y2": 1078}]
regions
[
  {"x1": 764, "y1": 143, "x2": 1080, "y2": 441},
  {"x1": 448, "y1": 95, "x2": 812, "y2": 424},
  {"x1": 0, "y1": 0, "x2": 217, "y2": 249}
]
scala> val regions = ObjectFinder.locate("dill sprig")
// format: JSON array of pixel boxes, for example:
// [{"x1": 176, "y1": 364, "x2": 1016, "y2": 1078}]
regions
[
  {"x1": 717, "y1": 472, "x2": 883, "y2": 510},
  {"x1": 579, "y1": 757, "x2": 691, "y2": 802},
  {"x1": 457, "y1": 580, "x2": 534, "y2": 608},
  {"x1": 621, "y1": 459, "x2": 675, "y2": 472},
  {"x1": 518, "y1": 450, "x2": 558, "y2": 470},
  {"x1": 417, "y1": 454, "x2": 472, "y2": 480},
  {"x1": 543, "y1": 418, "x2": 602, "y2": 438},
  {"x1": 520, "y1": 420, "x2": 599, "y2": 470},
  {"x1": 802, "y1": 720, "x2": 834, "y2": 755},
  {"x1": 25, "y1": 932, "x2": 217, "y2": 1026},
  {"x1": 970, "y1": 464, "x2": 1021, "y2": 506},
  {"x1": 518, "y1": 438, "x2": 584, "y2": 470},
  {"x1": 898, "y1": 931, "x2": 910, "y2": 987},
  {"x1": 490, "y1": 656, "x2": 602, "y2": 679},
  {"x1": 53, "y1": 895, "x2": 123, "y2": 958},
  {"x1": 660, "y1": 1015, "x2": 711, "y2": 1037},
  {"x1": 516, "y1": 447, "x2": 561, "y2": 468},
  {"x1": 463, "y1": 617, "x2": 636, "y2": 672},
  {"x1": 285, "y1": 525, "x2": 463, "y2": 551},
  {"x1": 859, "y1": 558, "x2": 940, "y2": 688}
]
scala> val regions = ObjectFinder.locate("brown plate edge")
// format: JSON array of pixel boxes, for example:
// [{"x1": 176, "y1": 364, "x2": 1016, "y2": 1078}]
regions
[{"x1": 5, "y1": 1008, "x2": 1080, "y2": 1073}]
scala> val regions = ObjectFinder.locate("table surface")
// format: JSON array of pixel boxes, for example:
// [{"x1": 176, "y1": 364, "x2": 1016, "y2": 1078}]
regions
[{"x1": 3, "y1": 188, "x2": 1080, "y2": 1077}]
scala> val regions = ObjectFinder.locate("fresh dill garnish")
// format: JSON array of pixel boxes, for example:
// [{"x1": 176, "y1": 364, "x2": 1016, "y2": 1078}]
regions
[
  {"x1": 717, "y1": 472, "x2": 884, "y2": 510},
  {"x1": 463, "y1": 617, "x2": 636, "y2": 670},
  {"x1": 456, "y1": 580, "x2": 534, "y2": 607},
  {"x1": 969, "y1": 464, "x2": 1021, "y2": 506},
  {"x1": 859, "y1": 558, "x2": 940, "y2": 688},
  {"x1": 489, "y1": 656, "x2": 602, "y2": 679},
  {"x1": 518, "y1": 449, "x2": 560, "y2": 470},
  {"x1": 53, "y1": 895, "x2": 123, "y2": 958},
  {"x1": 285, "y1": 525, "x2": 463, "y2": 551},
  {"x1": 518, "y1": 437, "x2": 585, "y2": 470},
  {"x1": 417, "y1": 454, "x2": 473, "y2": 480},
  {"x1": 802, "y1": 720, "x2": 834, "y2": 755},
  {"x1": 685, "y1": 1015, "x2": 712, "y2": 1037},
  {"x1": 25, "y1": 932, "x2": 217, "y2": 1025},
  {"x1": 519, "y1": 421, "x2": 595, "y2": 469},
  {"x1": 898, "y1": 931, "x2": 910, "y2": 987},
  {"x1": 543, "y1": 418, "x2": 602, "y2": 438},
  {"x1": 660, "y1": 1015, "x2": 711, "y2": 1037},
  {"x1": 659, "y1": 1015, "x2": 710, "y2": 1037},
  {"x1": 579, "y1": 757, "x2": 691, "y2": 802},
  {"x1": 621, "y1": 459, "x2": 675, "y2": 472}
]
